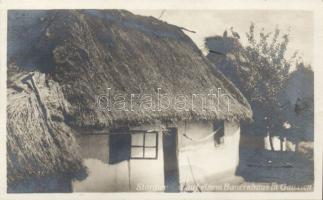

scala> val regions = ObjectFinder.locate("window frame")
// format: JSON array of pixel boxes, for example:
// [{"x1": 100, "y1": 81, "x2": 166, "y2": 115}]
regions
[{"x1": 130, "y1": 130, "x2": 159, "y2": 160}]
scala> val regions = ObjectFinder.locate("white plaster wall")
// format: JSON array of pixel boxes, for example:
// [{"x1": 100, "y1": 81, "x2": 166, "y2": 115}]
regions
[
  {"x1": 73, "y1": 123, "x2": 165, "y2": 192},
  {"x1": 72, "y1": 134, "x2": 130, "y2": 192},
  {"x1": 72, "y1": 120, "x2": 241, "y2": 192},
  {"x1": 177, "y1": 120, "x2": 240, "y2": 188}
]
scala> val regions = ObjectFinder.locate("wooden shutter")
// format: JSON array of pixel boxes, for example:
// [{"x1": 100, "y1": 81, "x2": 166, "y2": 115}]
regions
[{"x1": 109, "y1": 134, "x2": 131, "y2": 164}]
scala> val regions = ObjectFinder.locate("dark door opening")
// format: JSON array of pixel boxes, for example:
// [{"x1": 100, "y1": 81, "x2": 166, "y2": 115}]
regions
[{"x1": 163, "y1": 127, "x2": 180, "y2": 192}]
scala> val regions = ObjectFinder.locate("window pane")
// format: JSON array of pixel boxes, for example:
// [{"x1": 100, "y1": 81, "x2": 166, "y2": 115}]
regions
[
  {"x1": 145, "y1": 133, "x2": 157, "y2": 147},
  {"x1": 144, "y1": 147, "x2": 157, "y2": 158},
  {"x1": 131, "y1": 133, "x2": 144, "y2": 146},
  {"x1": 131, "y1": 147, "x2": 143, "y2": 158}
]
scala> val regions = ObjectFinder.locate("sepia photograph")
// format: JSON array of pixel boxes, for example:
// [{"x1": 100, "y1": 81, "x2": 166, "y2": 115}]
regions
[{"x1": 1, "y1": 1, "x2": 322, "y2": 200}]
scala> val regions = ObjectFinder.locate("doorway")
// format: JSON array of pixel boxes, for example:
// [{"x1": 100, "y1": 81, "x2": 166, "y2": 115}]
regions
[{"x1": 162, "y1": 127, "x2": 180, "y2": 192}]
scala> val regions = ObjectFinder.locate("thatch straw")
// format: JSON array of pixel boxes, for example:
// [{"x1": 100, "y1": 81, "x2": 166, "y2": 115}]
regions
[
  {"x1": 8, "y1": 10, "x2": 252, "y2": 130},
  {"x1": 7, "y1": 70, "x2": 84, "y2": 183}
]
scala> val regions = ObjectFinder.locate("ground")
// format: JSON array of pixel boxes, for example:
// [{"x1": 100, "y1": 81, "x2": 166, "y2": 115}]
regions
[{"x1": 203, "y1": 146, "x2": 314, "y2": 192}]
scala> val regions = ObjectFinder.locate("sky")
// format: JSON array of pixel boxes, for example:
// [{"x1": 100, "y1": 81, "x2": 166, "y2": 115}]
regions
[{"x1": 131, "y1": 10, "x2": 313, "y2": 66}]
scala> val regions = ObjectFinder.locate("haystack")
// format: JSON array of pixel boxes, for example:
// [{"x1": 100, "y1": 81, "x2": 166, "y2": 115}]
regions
[{"x1": 7, "y1": 67, "x2": 84, "y2": 184}]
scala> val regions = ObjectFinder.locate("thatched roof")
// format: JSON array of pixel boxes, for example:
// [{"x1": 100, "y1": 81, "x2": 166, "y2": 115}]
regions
[
  {"x1": 7, "y1": 68, "x2": 84, "y2": 183},
  {"x1": 205, "y1": 36, "x2": 248, "y2": 88},
  {"x1": 8, "y1": 10, "x2": 252, "y2": 130}
]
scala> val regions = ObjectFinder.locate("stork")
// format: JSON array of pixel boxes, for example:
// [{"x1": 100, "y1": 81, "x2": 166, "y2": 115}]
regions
[
  {"x1": 230, "y1": 27, "x2": 240, "y2": 39},
  {"x1": 223, "y1": 29, "x2": 228, "y2": 38}
]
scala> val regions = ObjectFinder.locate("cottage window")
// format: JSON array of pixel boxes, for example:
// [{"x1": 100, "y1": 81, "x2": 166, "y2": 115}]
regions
[
  {"x1": 131, "y1": 131, "x2": 158, "y2": 159},
  {"x1": 213, "y1": 121, "x2": 224, "y2": 146}
]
